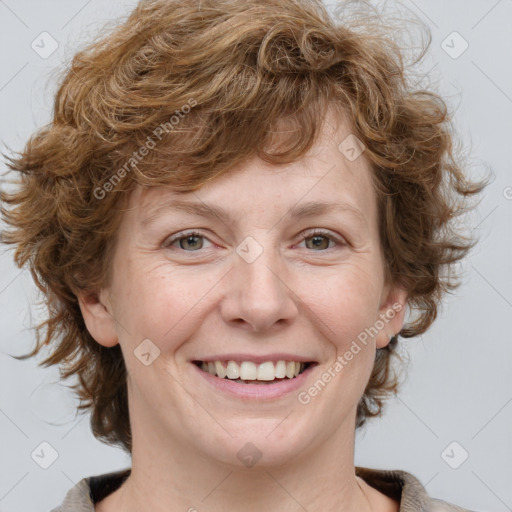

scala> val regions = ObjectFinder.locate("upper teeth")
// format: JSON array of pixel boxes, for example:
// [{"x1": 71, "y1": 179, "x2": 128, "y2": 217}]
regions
[{"x1": 199, "y1": 360, "x2": 305, "y2": 380}]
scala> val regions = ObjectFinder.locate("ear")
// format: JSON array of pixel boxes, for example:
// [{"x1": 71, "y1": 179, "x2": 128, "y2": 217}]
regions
[
  {"x1": 77, "y1": 289, "x2": 119, "y2": 347},
  {"x1": 375, "y1": 284, "x2": 408, "y2": 349}
]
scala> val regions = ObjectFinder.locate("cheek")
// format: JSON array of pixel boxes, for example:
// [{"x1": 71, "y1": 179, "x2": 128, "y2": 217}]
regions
[
  {"x1": 298, "y1": 262, "x2": 382, "y2": 347},
  {"x1": 303, "y1": 267, "x2": 380, "y2": 402},
  {"x1": 111, "y1": 259, "x2": 221, "y2": 349}
]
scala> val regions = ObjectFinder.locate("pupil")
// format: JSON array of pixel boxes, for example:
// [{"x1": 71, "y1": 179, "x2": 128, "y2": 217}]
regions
[
  {"x1": 309, "y1": 235, "x2": 327, "y2": 250},
  {"x1": 182, "y1": 235, "x2": 202, "y2": 250}
]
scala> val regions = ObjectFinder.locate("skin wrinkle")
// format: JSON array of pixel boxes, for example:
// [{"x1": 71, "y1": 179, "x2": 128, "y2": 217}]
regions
[
  {"x1": 0, "y1": 1, "x2": 488, "y2": 509},
  {"x1": 81, "y1": 110, "x2": 405, "y2": 512}
]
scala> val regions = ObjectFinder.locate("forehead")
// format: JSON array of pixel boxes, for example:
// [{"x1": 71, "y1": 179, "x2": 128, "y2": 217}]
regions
[{"x1": 129, "y1": 107, "x2": 376, "y2": 227}]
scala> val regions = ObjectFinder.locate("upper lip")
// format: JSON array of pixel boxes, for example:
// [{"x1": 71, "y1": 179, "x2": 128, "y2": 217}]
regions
[{"x1": 192, "y1": 353, "x2": 317, "y2": 364}]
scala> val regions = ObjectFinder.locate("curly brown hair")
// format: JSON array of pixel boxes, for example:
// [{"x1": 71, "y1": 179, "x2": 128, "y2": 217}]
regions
[{"x1": 1, "y1": 0, "x2": 487, "y2": 455}]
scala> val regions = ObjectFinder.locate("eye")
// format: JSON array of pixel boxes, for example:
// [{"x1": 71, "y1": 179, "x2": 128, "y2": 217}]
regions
[
  {"x1": 162, "y1": 228, "x2": 345, "y2": 253},
  {"x1": 297, "y1": 229, "x2": 345, "y2": 251},
  {"x1": 163, "y1": 230, "x2": 213, "y2": 252}
]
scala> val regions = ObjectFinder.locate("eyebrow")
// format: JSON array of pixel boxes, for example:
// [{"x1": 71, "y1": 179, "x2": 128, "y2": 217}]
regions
[{"x1": 141, "y1": 199, "x2": 367, "y2": 227}]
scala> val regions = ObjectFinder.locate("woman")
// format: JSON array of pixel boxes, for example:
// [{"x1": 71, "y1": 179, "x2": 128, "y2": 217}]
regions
[{"x1": 1, "y1": 0, "x2": 487, "y2": 510}]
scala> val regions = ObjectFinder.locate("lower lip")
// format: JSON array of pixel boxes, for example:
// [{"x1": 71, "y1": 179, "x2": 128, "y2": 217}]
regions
[{"x1": 192, "y1": 363, "x2": 317, "y2": 400}]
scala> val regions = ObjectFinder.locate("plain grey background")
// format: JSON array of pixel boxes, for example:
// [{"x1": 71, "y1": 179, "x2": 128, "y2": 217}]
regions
[{"x1": 0, "y1": 1, "x2": 510, "y2": 511}]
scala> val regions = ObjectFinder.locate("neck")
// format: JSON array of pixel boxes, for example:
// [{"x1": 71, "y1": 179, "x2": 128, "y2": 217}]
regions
[{"x1": 95, "y1": 423, "x2": 388, "y2": 512}]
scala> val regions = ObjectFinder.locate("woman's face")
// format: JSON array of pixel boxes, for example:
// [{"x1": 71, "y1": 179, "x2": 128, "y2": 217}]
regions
[{"x1": 80, "y1": 110, "x2": 407, "y2": 469}]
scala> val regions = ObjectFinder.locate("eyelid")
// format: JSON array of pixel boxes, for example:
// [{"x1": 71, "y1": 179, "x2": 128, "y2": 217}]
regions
[
  {"x1": 296, "y1": 228, "x2": 346, "y2": 247},
  {"x1": 162, "y1": 230, "x2": 214, "y2": 249}
]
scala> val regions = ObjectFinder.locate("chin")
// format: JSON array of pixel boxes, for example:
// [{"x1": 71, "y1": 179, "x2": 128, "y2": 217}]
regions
[{"x1": 196, "y1": 418, "x2": 315, "y2": 469}]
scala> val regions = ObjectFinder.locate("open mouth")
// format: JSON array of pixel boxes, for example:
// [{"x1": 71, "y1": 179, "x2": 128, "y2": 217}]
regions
[{"x1": 193, "y1": 360, "x2": 317, "y2": 385}]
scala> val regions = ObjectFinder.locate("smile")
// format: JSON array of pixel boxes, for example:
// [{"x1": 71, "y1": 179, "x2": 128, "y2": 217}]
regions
[{"x1": 193, "y1": 360, "x2": 315, "y2": 384}]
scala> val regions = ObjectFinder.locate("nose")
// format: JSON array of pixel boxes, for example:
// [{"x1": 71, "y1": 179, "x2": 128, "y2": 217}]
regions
[{"x1": 220, "y1": 245, "x2": 299, "y2": 333}]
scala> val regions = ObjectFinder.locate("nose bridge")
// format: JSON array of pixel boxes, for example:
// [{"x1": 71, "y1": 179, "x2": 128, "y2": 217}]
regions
[{"x1": 223, "y1": 232, "x2": 298, "y2": 331}]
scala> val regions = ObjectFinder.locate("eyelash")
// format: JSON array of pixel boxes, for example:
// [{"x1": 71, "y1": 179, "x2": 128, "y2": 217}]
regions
[{"x1": 163, "y1": 229, "x2": 345, "y2": 253}]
